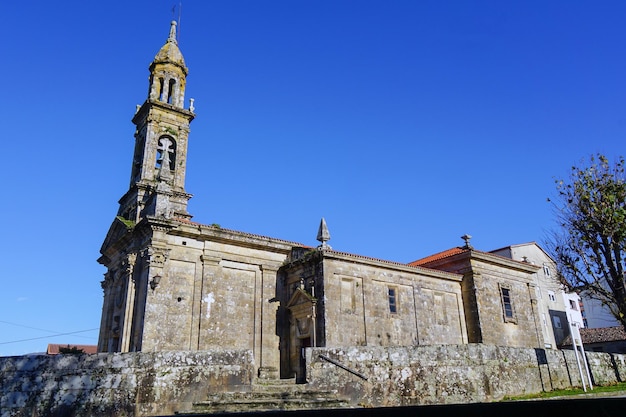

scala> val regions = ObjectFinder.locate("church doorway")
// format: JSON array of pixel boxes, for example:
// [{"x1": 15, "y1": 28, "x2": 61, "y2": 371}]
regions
[
  {"x1": 285, "y1": 287, "x2": 317, "y2": 383},
  {"x1": 297, "y1": 336, "x2": 311, "y2": 383}
]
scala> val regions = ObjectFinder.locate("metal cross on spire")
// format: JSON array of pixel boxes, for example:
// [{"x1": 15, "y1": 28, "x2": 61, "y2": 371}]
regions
[{"x1": 461, "y1": 234, "x2": 473, "y2": 249}]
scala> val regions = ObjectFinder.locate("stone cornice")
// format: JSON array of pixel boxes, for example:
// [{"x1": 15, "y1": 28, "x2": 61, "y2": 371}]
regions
[
  {"x1": 469, "y1": 250, "x2": 541, "y2": 273},
  {"x1": 172, "y1": 221, "x2": 301, "y2": 254},
  {"x1": 419, "y1": 249, "x2": 540, "y2": 275},
  {"x1": 133, "y1": 99, "x2": 195, "y2": 125},
  {"x1": 314, "y1": 250, "x2": 463, "y2": 282}
]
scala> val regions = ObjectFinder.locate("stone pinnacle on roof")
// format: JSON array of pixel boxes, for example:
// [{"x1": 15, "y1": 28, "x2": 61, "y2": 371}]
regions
[
  {"x1": 461, "y1": 234, "x2": 473, "y2": 249},
  {"x1": 317, "y1": 217, "x2": 332, "y2": 250},
  {"x1": 168, "y1": 20, "x2": 178, "y2": 44},
  {"x1": 151, "y1": 20, "x2": 187, "y2": 73}
]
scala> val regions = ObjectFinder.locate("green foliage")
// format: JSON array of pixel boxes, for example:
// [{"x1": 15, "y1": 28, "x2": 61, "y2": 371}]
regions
[
  {"x1": 116, "y1": 216, "x2": 136, "y2": 229},
  {"x1": 548, "y1": 154, "x2": 626, "y2": 327},
  {"x1": 502, "y1": 382, "x2": 626, "y2": 401},
  {"x1": 58, "y1": 345, "x2": 85, "y2": 354}
]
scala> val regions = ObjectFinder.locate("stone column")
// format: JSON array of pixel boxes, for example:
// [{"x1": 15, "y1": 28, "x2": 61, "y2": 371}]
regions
[
  {"x1": 461, "y1": 270, "x2": 484, "y2": 343},
  {"x1": 527, "y1": 282, "x2": 544, "y2": 348},
  {"x1": 120, "y1": 252, "x2": 137, "y2": 352},
  {"x1": 138, "y1": 246, "x2": 169, "y2": 351},
  {"x1": 98, "y1": 271, "x2": 113, "y2": 352},
  {"x1": 194, "y1": 254, "x2": 221, "y2": 350},
  {"x1": 258, "y1": 264, "x2": 280, "y2": 379}
]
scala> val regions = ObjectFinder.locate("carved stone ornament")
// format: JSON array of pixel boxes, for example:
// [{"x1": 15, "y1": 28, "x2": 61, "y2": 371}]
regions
[
  {"x1": 141, "y1": 246, "x2": 170, "y2": 267},
  {"x1": 101, "y1": 271, "x2": 113, "y2": 290},
  {"x1": 295, "y1": 318, "x2": 311, "y2": 338},
  {"x1": 121, "y1": 252, "x2": 137, "y2": 274}
]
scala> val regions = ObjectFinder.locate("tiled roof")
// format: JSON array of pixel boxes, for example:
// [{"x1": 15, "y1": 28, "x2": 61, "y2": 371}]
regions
[
  {"x1": 325, "y1": 248, "x2": 434, "y2": 269},
  {"x1": 561, "y1": 326, "x2": 626, "y2": 346},
  {"x1": 46, "y1": 344, "x2": 98, "y2": 355},
  {"x1": 408, "y1": 247, "x2": 467, "y2": 267}
]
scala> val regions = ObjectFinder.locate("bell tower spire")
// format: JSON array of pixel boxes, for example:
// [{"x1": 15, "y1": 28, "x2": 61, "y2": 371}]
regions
[{"x1": 118, "y1": 21, "x2": 195, "y2": 223}]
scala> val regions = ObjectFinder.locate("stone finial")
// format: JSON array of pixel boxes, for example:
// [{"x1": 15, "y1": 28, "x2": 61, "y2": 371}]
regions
[
  {"x1": 168, "y1": 20, "x2": 178, "y2": 43},
  {"x1": 189, "y1": 98, "x2": 195, "y2": 112},
  {"x1": 317, "y1": 217, "x2": 332, "y2": 250},
  {"x1": 461, "y1": 234, "x2": 473, "y2": 249}
]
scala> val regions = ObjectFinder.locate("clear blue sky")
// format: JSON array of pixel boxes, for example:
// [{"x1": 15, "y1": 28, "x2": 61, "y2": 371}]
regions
[{"x1": 1, "y1": 1, "x2": 624, "y2": 356}]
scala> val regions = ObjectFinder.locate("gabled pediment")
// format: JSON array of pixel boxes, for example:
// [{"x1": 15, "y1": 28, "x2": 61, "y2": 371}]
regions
[
  {"x1": 100, "y1": 216, "x2": 135, "y2": 255},
  {"x1": 286, "y1": 288, "x2": 316, "y2": 310}
]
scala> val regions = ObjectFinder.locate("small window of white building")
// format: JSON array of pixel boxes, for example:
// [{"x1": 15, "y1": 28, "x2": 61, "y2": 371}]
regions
[{"x1": 543, "y1": 264, "x2": 551, "y2": 277}]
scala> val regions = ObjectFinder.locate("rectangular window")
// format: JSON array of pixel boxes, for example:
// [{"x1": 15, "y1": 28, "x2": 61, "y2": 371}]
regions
[
  {"x1": 500, "y1": 285, "x2": 516, "y2": 323},
  {"x1": 548, "y1": 291, "x2": 556, "y2": 302},
  {"x1": 553, "y1": 316, "x2": 562, "y2": 329},
  {"x1": 388, "y1": 287, "x2": 397, "y2": 314},
  {"x1": 569, "y1": 299, "x2": 578, "y2": 311},
  {"x1": 543, "y1": 264, "x2": 551, "y2": 277}
]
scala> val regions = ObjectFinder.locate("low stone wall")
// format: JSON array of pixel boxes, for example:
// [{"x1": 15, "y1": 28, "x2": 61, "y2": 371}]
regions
[
  {"x1": 0, "y1": 350, "x2": 254, "y2": 417},
  {"x1": 3, "y1": 345, "x2": 626, "y2": 416},
  {"x1": 306, "y1": 345, "x2": 626, "y2": 407}
]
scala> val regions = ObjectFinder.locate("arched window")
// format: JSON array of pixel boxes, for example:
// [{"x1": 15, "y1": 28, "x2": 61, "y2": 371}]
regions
[
  {"x1": 158, "y1": 78, "x2": 165, "y2": 101},
  {"x1": 167, "y1": 78, "x2": 177, "y2": 104}
]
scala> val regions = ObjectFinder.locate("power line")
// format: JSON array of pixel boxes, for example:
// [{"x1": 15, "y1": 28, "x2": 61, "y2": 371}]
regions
[
  {"x1": 0, "y1": 328, "x2": 99, "y2": 345},
  {"x1": 0, "y1": 319, "x2": 61, "y2": 334}
]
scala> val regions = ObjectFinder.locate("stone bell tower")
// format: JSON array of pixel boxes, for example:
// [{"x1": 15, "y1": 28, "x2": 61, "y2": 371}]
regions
[
  {"x1": 98, "y1": 21, "x2": 196, "y2": 353},
  {"x1": 118, "y1": 20, "x2": 195, "y2": 223}
]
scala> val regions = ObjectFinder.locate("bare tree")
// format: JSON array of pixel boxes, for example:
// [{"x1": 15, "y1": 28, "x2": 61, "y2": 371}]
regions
[{"x1": 548, "y1": 154, "x2": 626, "y2": 330}]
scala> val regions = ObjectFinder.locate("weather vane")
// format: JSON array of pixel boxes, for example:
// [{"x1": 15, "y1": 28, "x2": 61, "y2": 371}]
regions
[{"x1": 172, "y1": 2, "x2": 182, "y2": 42}]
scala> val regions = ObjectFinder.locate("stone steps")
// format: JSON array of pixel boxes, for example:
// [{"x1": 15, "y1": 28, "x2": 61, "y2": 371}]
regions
[{"x1": 176, "y1": 379, "x2": 352, "y2": 414}]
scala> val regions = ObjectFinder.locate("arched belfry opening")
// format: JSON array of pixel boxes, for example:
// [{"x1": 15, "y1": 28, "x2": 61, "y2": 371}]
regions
[
  {"x1": 157, "y1": 77, "x2": 165, "y2": 101},
  {"x1": 156, "y1": 136, "x2": 176, "y2": 171},
  {"x1": 167, "y1": 78, "x2": 177, "y2": 104}
]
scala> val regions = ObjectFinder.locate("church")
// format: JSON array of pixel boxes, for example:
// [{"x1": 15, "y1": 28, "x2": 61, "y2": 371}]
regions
[{"x1": 97, "y1": 21, "x2": 547, "y2": 382}]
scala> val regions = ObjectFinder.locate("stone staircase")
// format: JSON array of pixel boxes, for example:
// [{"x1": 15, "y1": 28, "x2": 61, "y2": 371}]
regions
[{"x1": 177, "y1": 378, "x2": 352, "y2": 414}]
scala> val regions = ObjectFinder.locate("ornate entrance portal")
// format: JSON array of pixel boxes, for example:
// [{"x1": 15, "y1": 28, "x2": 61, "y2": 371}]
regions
[{"x1": 286, "y1": 288, "x2": 317, "y2": 382}]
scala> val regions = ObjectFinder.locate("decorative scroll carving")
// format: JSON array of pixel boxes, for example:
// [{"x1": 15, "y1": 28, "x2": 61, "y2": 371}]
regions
[
  {"x1": 141, "y1": 246, "x2": 170, "y2": 267},
  {"x1": 121, "y1": 252, "x2": 137, "y2": 275},
  {"x1": 200, "y1": 254, "x2": 221, "y2": 266},
  {"x1": 101, "y1": 272, "x2": 112, "y2": 292}
]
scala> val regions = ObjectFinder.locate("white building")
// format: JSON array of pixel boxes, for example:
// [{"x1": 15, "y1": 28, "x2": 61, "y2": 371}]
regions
[{"x1": 563, "y1": 292, "x2": 585, "y2": 329}]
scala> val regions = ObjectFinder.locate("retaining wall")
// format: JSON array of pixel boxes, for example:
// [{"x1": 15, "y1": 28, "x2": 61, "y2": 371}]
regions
[
  {"x1": 306, "y1": 345, "x2": 626, "y2": 407},
  {"x1": 0, "y1": 350, "x2": 254, "y2": 417},
  {"x1": 2, "y1": 345, "x2": 626, "y2": 416}
]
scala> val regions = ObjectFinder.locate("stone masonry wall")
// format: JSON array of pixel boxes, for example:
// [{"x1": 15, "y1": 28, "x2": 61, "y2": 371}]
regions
[
  {"x1": 0, "y1": 350, "x2": 254, "y2": 417},
  {"x1": 306, "y1": 345, "x2": 626, "y2": 407},
  {"x1": 3, "y1": 345, "x2": 626, "y2": 416}
]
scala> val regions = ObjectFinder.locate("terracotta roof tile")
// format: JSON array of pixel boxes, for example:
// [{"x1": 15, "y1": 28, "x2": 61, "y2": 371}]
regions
[
  {"x1": 408, "y1": 247, "x2": 467, "y2": 267},
  {"x1": 561, "y1": 326, "x2": 626, "y2": 346},
  {"x1": 581, "y1": 326, "x2": 626, "y2": 344}
]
